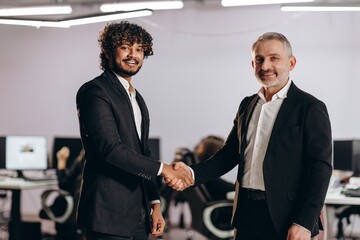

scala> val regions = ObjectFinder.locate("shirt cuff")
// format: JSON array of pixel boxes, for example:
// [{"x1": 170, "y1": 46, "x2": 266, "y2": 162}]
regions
[
  {"x1": 292, "y1": 223, "x2": 310, "y2": 233},
  {"x1": 157, "y1": 163, "x2": 163, "y2": 176},
  {"x1": 188, "y1": 166, "x2": 195, "y2": 181},
  {"x1": 151, "y1": 199, "x2": 160, "y2": 205}
]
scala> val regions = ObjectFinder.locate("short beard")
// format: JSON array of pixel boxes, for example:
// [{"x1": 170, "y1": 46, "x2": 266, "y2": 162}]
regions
[
  {"x1": 112, "y1": 63, "x2": 142, "y2": 77},
  {"x1": 110, "y1": 57, "x2": 142, "y2": 78}
]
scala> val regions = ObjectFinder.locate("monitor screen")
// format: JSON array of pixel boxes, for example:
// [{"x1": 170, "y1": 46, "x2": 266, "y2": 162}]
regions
[
  {"x1": 333, "y1": 139, "x2": 360, "y2": 175},
  {"x1": 148, "y1": 138, "x2": 160, "y2": 161},
  {"x1": 51, "y1": 137, "x2": 83, "y2": 169},
  {"x1": 0, "y1": 137, "x2": 5, "y2": 169},
  {"x1": 5, "y1": 135, "x2": 48, "y2": 170}
]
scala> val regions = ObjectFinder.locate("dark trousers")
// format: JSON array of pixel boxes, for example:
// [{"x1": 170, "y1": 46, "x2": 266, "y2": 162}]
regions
[
  {"x1": 84, "y1": 208, "x2": 148, "y2": 240},
  {"x1": 234, "y1": 190, "x2": 280, "y2": 240}
]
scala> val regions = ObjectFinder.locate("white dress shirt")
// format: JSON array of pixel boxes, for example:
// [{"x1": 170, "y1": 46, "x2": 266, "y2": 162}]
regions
[
  {"x1": 116, "y1": 74, "x2": 142, "y2": 139},
  {"x1": 241, "y1": 79, "x2": 292, "y2": 191},
  {"x1": 115, "y1": 73, "x2": 161, "y2": 204}
]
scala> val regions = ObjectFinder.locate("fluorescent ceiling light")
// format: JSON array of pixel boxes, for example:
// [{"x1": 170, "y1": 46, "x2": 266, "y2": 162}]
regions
[
  {"x1": 281, "y1": 3, "x2": 360, "y2": 11},
  {"x1": 61, "y1": 10, "x2": 153, "y2": 27},
  {"x1": 221, "y1": 0, "x2": 314, "y2": 7},
  {"x1": 100, "y1": 1, "x2": 184, "y2": 12},
  {"x1": 0, "y1": 10, "x2": 152, "y2": 28},
  {"x1": 0, "y1": 5, "x2": 72, "y2": 16}
]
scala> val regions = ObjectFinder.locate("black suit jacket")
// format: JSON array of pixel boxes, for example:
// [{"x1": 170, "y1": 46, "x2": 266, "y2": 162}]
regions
[
  {"x1": 76, "y1": 70, "x2": 161, "y2": 236},
  {"x1": 191, "y1": 82, "x2": 332, "y2": 238}
]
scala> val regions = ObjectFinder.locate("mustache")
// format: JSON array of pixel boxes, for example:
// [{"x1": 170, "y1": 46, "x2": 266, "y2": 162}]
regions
[
  {"x1": 259, "y1": 70, "x2": 275, "y2": 75},
  {"x1": 123, "y1": 57, "x2": 139, "y2": 64}
]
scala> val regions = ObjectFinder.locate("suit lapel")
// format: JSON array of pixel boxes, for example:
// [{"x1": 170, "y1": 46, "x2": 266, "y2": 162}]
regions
[
  {"x1": 104, "y1": 70, "x2": 141, "y2": 142},
  {"x1": 135, "y1": 92, "x2": 149, "y2": 145},
  {"x1": 266, "y1": 82, "x2": 298, "y2": 153},
  {"x1": 240, "y1": 94, "x2": 259, "y2": 157}
]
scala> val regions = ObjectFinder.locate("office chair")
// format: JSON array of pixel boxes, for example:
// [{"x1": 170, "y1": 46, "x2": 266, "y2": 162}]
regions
[
  {"x1": 178, "y1": 150, "x2": 234, "y2": 240},
  {"x1": 334, "y1": 205, "x2": 360, "y2": 239},
  {"x1": 39, "y1": 189, "x2": 74, "y2": 224}
]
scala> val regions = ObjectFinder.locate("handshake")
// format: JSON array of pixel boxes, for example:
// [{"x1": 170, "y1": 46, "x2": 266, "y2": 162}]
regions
[{"x1": 161, "y1": 162, "x2": 194, "y2": 191}]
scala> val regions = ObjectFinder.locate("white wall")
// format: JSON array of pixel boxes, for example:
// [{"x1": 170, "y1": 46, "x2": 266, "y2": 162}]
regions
[{"x1": 1, "y1": 4, "x2": 360, "y2": 184}]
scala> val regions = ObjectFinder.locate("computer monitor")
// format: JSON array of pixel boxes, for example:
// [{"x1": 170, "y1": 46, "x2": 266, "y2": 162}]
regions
[
  {"x1": 51, "y1": 137, "x2": 83, "y2": 169},
  {"x1": 50, "y1": 137, "x2": 159, "y2": 168},
  {"x1": 0, "y1": 137, "x2": 5, "y2": 169},
  {"x1": 148, "y1": 138, "x2": 161, "y2": 160},
  {"x1": 333, "y1": 139, "x2": 360, "y2": 176},
  {"x1": 5, "y1": 135, "x2": 48, "y2": 171}
]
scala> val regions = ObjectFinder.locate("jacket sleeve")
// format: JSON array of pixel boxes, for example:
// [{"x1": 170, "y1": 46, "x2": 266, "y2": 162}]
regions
[
  {"x1": 76, "y1": 83, "x2": 161, "y2": 182},
  {"x1": 293, "y1": 100, "x2": 333, "y2": 231}
]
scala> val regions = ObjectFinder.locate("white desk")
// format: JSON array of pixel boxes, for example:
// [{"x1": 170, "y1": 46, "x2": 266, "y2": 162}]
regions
[
  {"x1": 325, "y1": 187, "x2": 360, "y2": 205},
  {"x1": 324, "y1": 187, "x2": 360, "y2": 240},
  {"x1": 0, "y1": 177, "x2": 58, "y2": 240}
]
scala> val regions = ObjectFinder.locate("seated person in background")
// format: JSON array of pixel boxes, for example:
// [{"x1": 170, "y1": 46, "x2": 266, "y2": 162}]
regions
[
  {"x1": 194, "y1": 135, "x2": 235, "y2": 200},
  {"x1": 40, "y1": 146, "x2": 84, "y2": 240},
  {"x1": 160, "y1": 135, "x2": 235, "y2": 225},
  {"x1": 56, "y1": 146, "x2": 84, "y2": 194}
]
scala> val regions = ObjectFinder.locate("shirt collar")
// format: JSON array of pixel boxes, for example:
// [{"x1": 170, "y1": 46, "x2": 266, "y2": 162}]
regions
[
  {"x1": 113, "y1": 71, "x2": 136, "y2": 97},
  {"x1": 258, "y1": 79, "x2": 292, "y2": 102}
]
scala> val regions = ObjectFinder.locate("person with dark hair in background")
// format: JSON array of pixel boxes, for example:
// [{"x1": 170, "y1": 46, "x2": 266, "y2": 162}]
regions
[
  {"x1": 76, "y1": 21, "x2": 193, "y2": 240},
  {"x1": 39, "y1": 146, "x2": 84, "y2": 240},
  {"x1": 160, "y1": 135, "x2": 234, "y2": 227},
  {"x1": 170, "y1": 32, "x2": 333, "y2": 240},
  {"x1": 194, "y1": 135, "x2": 235, "y2": 200},
  {"x1": 55, "y1": 146, "x2": 84, "y2": 240}
]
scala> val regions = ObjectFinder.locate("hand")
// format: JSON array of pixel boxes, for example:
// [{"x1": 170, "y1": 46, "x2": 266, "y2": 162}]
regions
[
  {"x1": 56, "y1": 146, "x2": 70, "y2": 170},
  {"x1": 150, "y1": 203, "x2": 165, "y2": 237},
  {"x1": 161, "y1": 162, "x2": 194, "y2": 191},
  {"x1": 167, "y1": 162, "x2": 194, "y2": 191},
  {"x1": 76, "y1": 148, "x2": 85, "y2": 162},
  {"x1": 286, "y1": 224, "x2": 311, "y2": 240}
]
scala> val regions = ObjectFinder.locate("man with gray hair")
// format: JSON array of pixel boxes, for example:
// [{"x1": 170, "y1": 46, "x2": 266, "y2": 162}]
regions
[{"x1": 171, "y1": 32, "x2": 332, "y2": 240}]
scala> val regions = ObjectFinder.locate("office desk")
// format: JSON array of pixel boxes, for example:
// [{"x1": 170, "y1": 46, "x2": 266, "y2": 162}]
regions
[
  {"x1": 324, "y1": 188, "x2": 360, "y2": 239},
  {"x1": 0, "y1": 177, "x2": 58, "y2": 240}
]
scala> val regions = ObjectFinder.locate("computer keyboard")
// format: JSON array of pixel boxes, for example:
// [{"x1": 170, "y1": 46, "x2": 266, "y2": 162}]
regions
[{"x1": 23, "y1": 174, "x2": 57, "y2": 182}]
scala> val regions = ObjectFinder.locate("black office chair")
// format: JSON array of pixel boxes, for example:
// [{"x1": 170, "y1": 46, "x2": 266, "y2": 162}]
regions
[
  {"x1": 181, "y1": 184, "x2": 234, "y2": 239},
  {"x1": 39, "y1": 189, "x2": 74, "y2": 224},
  {"x1": 334, "y1": 205, "x2": 360, "y2": 239},
  {"x1": 178, "y1": 150, "x2": 234, "y2": 240}
]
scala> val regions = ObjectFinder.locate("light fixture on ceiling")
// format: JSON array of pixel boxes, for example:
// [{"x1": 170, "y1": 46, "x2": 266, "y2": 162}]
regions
[
  {"x1": 221, "y1": 0, "x2": 314, "y2": 7},
  {"x1": 100, "y1": 1, "x2": 184, "y2": 12},
  {"x1": 281, "y1": 3, "x2": 360, "y2": 11},
  {"x1": 0, "y1": 10, "x2": 153, "y2": 28},
  {"x1": 0, "y1": 5, "x2": 72, "y2": 16}
]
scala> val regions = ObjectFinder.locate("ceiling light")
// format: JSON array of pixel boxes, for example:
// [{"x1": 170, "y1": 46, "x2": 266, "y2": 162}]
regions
[
  {"x1": 0, "y1": 10, "x2": 153, "y2": 28},
  {"x1": 61, "y1": 10, "x2": 153, "y2": 27},
  {"x1": 0, "y1": 5, "x2": 72, "y2": 16},
  {"x1": 100, "y1": 1, "x2": 184, "y2": 12},
  {"x1": 221, "y1": 0, "x2": 314, "y2": 7},
  {"x1": 281, "y1": 3, "x2": 360, "y2": 11}
]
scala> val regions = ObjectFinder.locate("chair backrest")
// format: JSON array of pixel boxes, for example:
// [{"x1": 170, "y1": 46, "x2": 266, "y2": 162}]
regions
[
  {"x1": 182, "y1": 185, "x2": 233, "y2": 239},
  {"x1": 40, "y1": 189, "x2": 74, "y2": 224},
  {"x1": 178, "y1": 150, "x2": 233, "y2": 239}
]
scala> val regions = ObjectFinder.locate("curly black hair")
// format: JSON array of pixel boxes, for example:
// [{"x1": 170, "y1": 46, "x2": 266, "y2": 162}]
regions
[{"x1": 98, "y1": 21, "x2": 154, "y2": 71}]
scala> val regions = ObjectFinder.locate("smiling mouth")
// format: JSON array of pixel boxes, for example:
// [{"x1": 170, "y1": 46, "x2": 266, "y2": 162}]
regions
[
  {"x1": 260, "y1": 71, "x2": 275, "y2": 78},
  {"x1": 124, "y1": 59, "x2": 139, "y2": 66}
]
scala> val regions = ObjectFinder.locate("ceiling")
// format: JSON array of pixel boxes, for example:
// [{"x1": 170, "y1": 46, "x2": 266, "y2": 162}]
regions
[
  {"x1": 0, "y1": 0, "x2": 214, "y2": 20},
  {"x1": 0, "y1": 0, "x2": 358, "y2": 22}
]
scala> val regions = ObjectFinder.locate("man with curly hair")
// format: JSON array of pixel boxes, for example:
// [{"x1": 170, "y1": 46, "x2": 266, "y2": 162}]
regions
[{"x1": 76, "y1": 21, "x2": 193, "y2": 240}]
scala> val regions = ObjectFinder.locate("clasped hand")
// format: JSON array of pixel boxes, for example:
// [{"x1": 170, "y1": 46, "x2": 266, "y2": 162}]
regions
[{"x1": 161, "y1": 162, "x2": 194, "y2": 191}]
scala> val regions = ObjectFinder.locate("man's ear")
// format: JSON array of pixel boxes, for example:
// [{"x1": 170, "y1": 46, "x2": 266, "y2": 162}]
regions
[{"x1": 289, "y1": 56, "x2": 296, "y2": 71}]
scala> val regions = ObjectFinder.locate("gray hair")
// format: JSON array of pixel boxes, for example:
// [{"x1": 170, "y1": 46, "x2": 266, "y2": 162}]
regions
[{"x1": 252, "y1": 32, "x2": 293, "y2": 57}]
